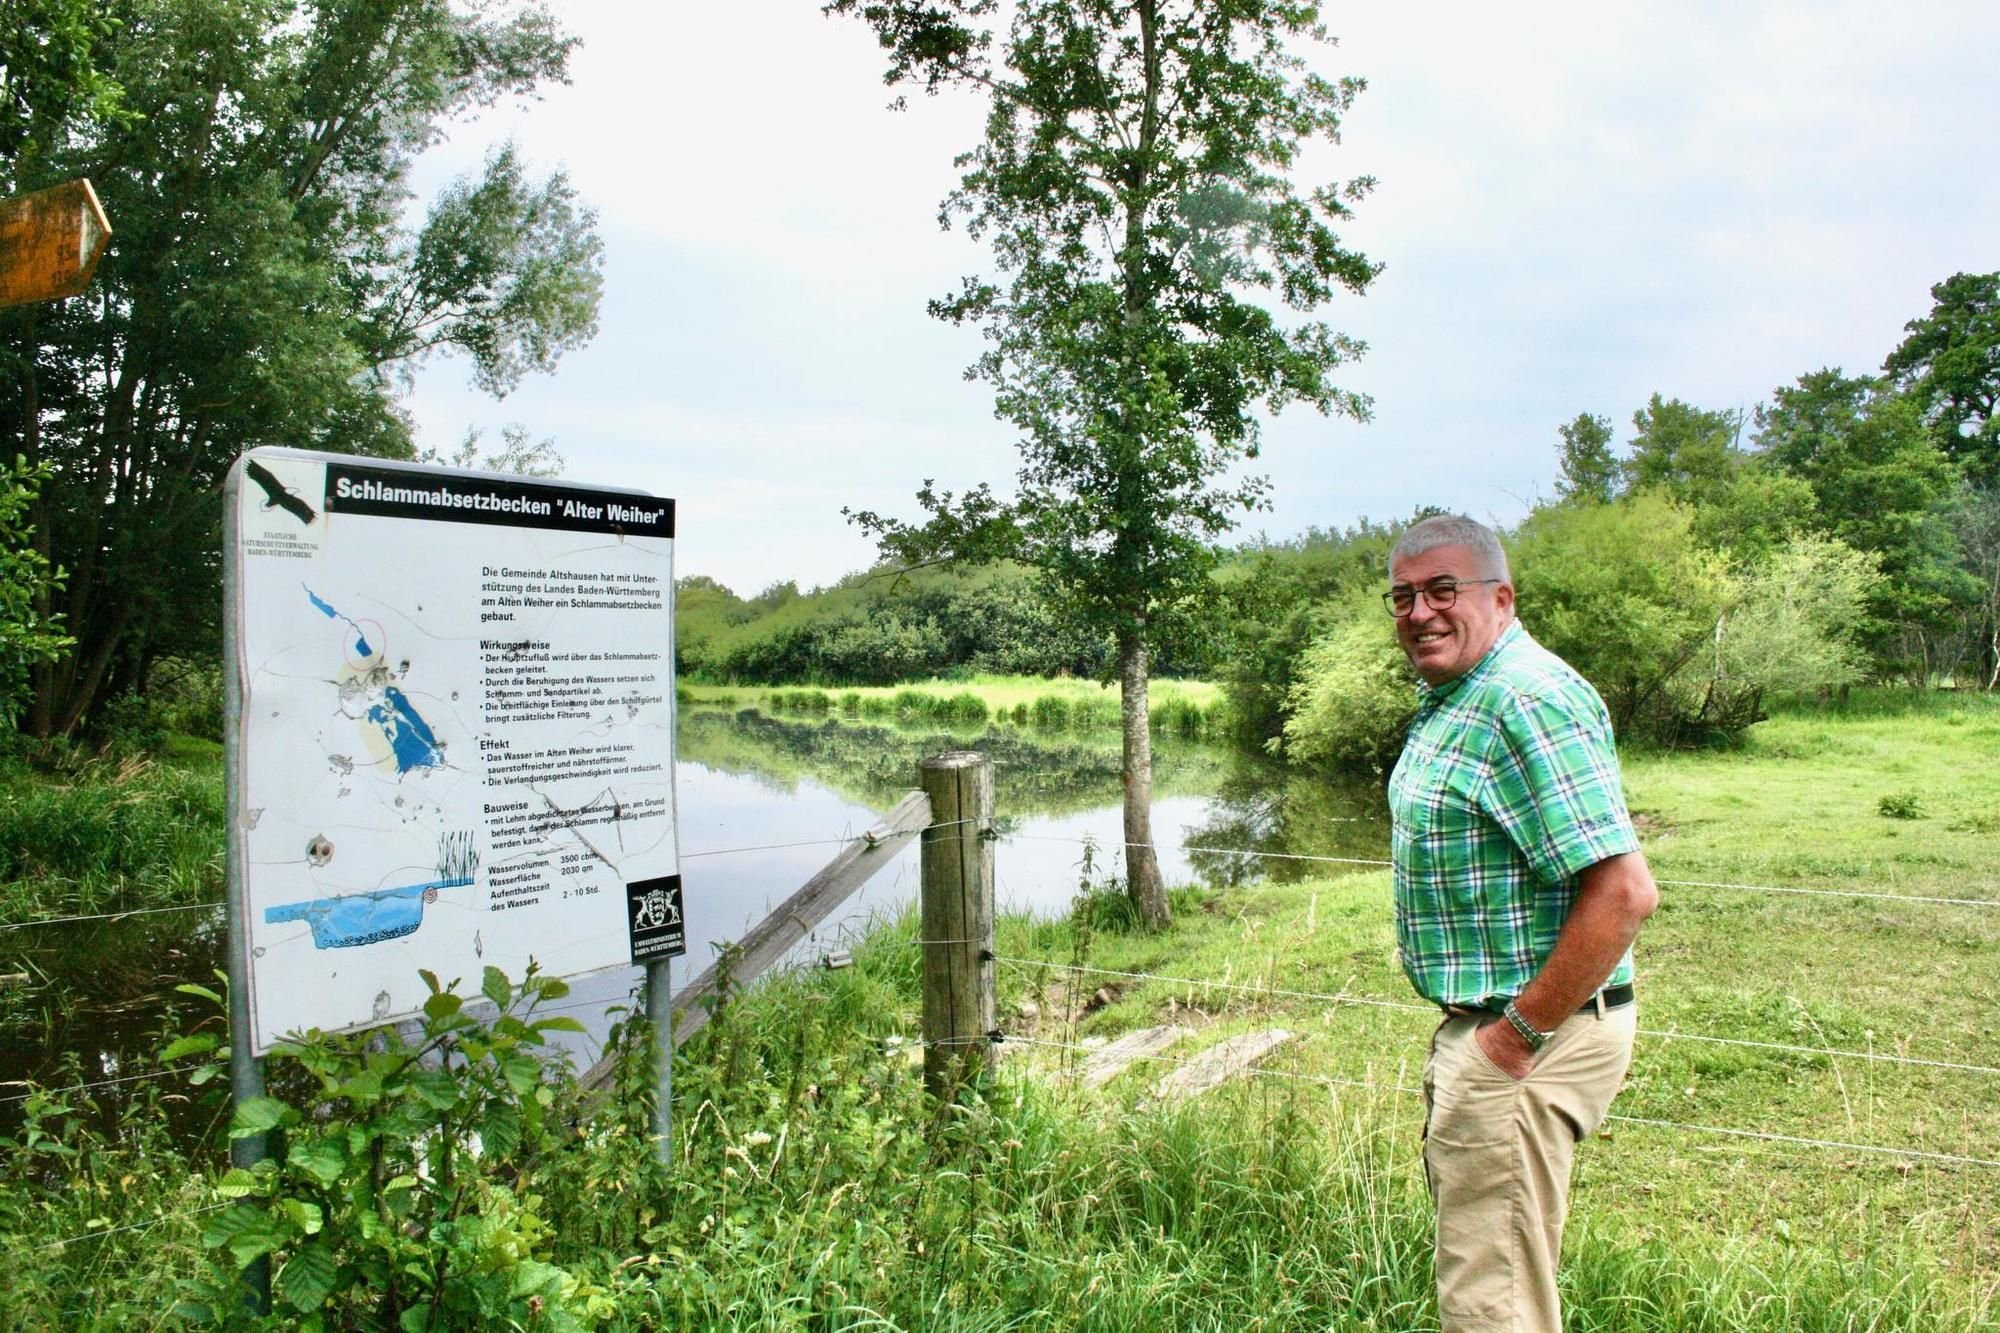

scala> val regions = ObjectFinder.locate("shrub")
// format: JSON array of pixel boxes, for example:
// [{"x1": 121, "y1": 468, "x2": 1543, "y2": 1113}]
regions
[
  {"x1": 1280, "y1": 613, "x2": 1417, "y2": 774},
  {"x1": 1029, "y1": 695, "x2": 1072, "y2": 730},
  {"x1": 1877, "y1": 791, "x2": 1924, "y2": 819},
  {"x1": 170, "y1": 966, "x2": 620, "y2": 1328},
  {"x1": 945, "y1": 692, "x2": 989, "y2": 725}
]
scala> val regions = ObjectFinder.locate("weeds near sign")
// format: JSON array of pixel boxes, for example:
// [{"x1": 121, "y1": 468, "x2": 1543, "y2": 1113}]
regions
[{"x1": 170, "y1": 964, "x2": 619, "y2": 1328}]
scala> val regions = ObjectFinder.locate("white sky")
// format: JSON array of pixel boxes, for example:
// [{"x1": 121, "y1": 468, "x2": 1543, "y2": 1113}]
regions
[{"x1": 402, "y1": 1, "x2": 2000, "y2": 596}]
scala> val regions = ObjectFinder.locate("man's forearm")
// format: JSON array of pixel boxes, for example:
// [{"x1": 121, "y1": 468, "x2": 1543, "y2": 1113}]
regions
[{"x1": 1512, "y1": 850, "x2": 1659, "y2": 1034}]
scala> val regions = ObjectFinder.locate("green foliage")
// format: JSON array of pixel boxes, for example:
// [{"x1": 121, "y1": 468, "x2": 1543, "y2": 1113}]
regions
[
  {"x1": 1754, "y1": 371, "x2": 1974, "y2": 673},
  {"x1": 1883, "y1": 270, "x2": 1999, "y2": 482},
  {"x1": 0, "y1": 0, "x2": 132, "y2": 181},
  {"x1": 1876, "y1": 791, "x2": 1924, "y2": 819},
  {"x1": 0, "y1": 457, "x2": 70, "y2": 728},
  {"x1": 171, "y1": 964, "x2": 613, "y2": 1329},
  {"x1": 0, "y1": 746, "x2": 223, "y2": 918},
  {"x1": 3, "y1": 0, "x2": 601, "y2": 738},
  {"x1": 1215, "y1": 519, "x2": 1402, "y2": 745},
  {"x1": 1716, "y1": 535, "x2": 1882, "y2": 698},
  {"x1": 836, "y1": 0, "x2": 1379, "y2": 653},
  {"x1": 1625, "y1": 394, "x2": 1746, "y2": 506},
  {"x1": 1279, "y1": 610, "x2": 1415, "y2": 773},
  {"x1": 1511, "y1": 494, "x2": 1737, "y2": 740},
  {"x1": 1555, "y1": 411, "x2": 1620, "y2": 504},
  {"x1": 676, "y1": 562, "x2": 1114, "y2": 685}
]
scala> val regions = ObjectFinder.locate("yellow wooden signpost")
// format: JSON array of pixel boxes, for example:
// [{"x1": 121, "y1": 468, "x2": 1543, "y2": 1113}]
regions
[{"x1": 0, "y1": 179, "x2": 113, "y2": 308}]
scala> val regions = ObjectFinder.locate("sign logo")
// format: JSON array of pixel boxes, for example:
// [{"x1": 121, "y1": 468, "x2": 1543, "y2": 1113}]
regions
[{"x1": 627, "y1": 874, "x2": 686, "y2": 963}]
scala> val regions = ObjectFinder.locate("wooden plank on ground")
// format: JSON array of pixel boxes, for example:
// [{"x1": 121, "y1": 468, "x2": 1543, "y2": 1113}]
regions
[
  {"x1": 1075, "y1": 1024, "x2": 1190, "y2": 1088},
  {"x1": 579, "y1": 789, "x2": 930, "y2": 1092},
  {"x1": 1144, "y1": 1029, "x2": 1294, "y2": 1106}
]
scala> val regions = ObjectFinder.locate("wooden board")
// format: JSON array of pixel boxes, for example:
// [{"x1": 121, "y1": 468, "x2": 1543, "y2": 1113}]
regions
[
  {"x1": 1144, "y1": 1029, "x2": 1295, "y2": 1106},
  {"x1": 0, "y1": 179, "x2": 112, "y2": 308},
  {"x1": 1075, "y1": 1024, "x2": 1190, "y2": 1088},
  {"x1": 578, "y1": 789, "x2": 931, "y2": 1092}
]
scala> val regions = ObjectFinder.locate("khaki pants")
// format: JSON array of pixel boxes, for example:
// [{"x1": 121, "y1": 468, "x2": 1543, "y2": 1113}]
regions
[{"x1": 1422, "y1": 1004, "x2": 1636, "y2": 1333}]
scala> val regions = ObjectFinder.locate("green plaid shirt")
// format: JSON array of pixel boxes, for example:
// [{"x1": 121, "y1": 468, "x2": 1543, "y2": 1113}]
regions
[{"x1": 1388, "y1": 620, "x2": 1639, "y2": 1008}]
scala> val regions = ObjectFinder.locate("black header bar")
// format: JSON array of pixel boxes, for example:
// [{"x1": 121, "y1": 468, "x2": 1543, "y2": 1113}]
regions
[{"x1": 324, "y1": 462, "x2": 673, "y2": 538}]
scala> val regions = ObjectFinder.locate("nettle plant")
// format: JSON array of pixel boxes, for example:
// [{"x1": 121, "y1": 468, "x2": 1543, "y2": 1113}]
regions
[{"x1": 171, "y1": 964, "x2": 618, "y2": 1330}]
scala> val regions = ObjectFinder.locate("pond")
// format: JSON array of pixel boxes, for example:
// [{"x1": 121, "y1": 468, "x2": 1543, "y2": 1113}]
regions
[{"x1": 1, "y1": 706, "x2": 1389, "y2": 1136}]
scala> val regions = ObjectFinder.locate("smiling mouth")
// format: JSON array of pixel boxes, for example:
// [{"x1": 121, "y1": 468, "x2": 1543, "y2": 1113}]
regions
[{"x1": 1411, "y1": 631, "x2": 1450, "y2": 645}]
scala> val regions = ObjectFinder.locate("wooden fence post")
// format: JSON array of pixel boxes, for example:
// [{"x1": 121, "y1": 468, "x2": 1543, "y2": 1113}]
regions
[{"x1": 919, "y1": 751, "x2": 995, "y2": 1102}]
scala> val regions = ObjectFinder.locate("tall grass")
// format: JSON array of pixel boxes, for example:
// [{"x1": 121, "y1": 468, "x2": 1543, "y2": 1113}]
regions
[
  {"x1": 0, "y1": 749, "x2": 226, "y2": 919},
  {"x1": 5, "y1": 913, "x2": 1992, "y2": 1329},
  {"x1": 687, "y1": 673, "x2": 1237, "y2": 739}
]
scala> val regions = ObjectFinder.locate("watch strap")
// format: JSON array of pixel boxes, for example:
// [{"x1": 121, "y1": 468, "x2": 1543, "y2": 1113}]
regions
[{"x1": 1502, "y1": 998, "x2": 1551, "y2": 1051}]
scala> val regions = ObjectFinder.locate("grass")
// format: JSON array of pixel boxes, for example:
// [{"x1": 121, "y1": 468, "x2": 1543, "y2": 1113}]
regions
[
  {"x1": 970, "y1": 685, "x2": 2000, "y2": 1321},
  {"x1": 0, "y1": 743, "x2": 226, "y2": 921},
  {"x1": 679, "y1": 672, "x2": 1233, "y2": 738},
  {"x1": 7, "y1": 688, "x2": 2000, "y2": 1326}
]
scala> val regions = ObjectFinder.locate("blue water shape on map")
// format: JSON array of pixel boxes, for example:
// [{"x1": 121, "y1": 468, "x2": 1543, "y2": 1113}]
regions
[
  {"x1": 265, "y1": 876, "x2": 474, "y2": 949},
  {"x1": 368, "y1": 686, "x2": 444, "y2": 773},
  {"x1": 306, "y1": 585, "x2": 376, "y2": 661}
]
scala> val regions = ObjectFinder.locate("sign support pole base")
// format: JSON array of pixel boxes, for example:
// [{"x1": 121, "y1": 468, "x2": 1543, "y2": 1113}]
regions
[{"x1": 645, "y1": 957, "x2": 674, "y2": 1167}]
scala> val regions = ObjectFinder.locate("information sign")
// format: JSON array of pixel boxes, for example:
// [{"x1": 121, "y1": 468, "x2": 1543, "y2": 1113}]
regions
[{"x1": 227, "y1": 447, "x2": 680, "y2": 1054}]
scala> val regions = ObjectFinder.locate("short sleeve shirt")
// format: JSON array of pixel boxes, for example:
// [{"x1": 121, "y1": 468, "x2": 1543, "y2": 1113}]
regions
[{"x1": 1387, "y1": 619, "x2": 1640, "y2": 1007}]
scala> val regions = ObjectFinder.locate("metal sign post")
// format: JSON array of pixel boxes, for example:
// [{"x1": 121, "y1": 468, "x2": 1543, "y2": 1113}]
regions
[{"x1": 220, "y1": 465, "x2": 272, "y2": 1315}]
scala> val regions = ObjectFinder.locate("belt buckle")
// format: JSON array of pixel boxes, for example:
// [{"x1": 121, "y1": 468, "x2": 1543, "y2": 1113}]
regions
[{"x1": 1590, "y1": 989, "x2": 1606, "y2": 1019}]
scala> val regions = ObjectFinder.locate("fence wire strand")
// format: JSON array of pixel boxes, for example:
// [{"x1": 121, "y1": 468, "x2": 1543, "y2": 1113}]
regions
[
  {"x1": 0, "y1": 901, "x2": 226, "y2": 931},
  {"x1": 34, "y1": 1202, "x2": 232, "y2": 1254},
  {"x1": 986, "y1": 953, "x2": 2000, "y2": 1079},
  {"x1": 991, "y1": 1032, "x2": 2000, "y2": 1171},
  {"x1": 1010, "y1": 833, "x2": 2000, "y2": 910}
]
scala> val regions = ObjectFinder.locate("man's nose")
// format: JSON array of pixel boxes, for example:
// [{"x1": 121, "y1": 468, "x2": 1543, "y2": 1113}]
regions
[{"x1": 1406, "y1": 592, "x2": 1442, "y2": 624}]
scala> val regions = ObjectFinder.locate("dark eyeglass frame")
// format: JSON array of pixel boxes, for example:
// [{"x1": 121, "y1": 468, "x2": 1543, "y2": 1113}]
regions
[{"x1": 1382, "y1": 577, "x2": 1503, "y2": 618}]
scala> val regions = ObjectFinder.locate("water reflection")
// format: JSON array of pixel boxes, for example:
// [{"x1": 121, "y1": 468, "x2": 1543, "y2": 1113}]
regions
[{"x1": 3, "y1": 707, "x2": 1389, "y2": 1138}]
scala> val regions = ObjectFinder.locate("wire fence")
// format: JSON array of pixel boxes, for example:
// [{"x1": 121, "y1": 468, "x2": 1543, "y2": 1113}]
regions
[
  {"x1": 988, "y1": 1032, "x2": 2000, "y2": 1171},
  {"x1": 7, "y1": 806, "x2": 1997, "y2": 1257}
]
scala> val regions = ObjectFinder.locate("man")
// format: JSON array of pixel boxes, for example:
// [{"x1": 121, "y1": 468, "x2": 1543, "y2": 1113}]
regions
[{"x1": 1384, "y1": 514, "x2": 1658, "y2": 1333}]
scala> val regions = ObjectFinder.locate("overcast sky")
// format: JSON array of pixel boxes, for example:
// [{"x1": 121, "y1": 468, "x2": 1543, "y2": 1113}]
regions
[{"x1": 402, "y1": 1, "x2": 2000, "y2": 596}]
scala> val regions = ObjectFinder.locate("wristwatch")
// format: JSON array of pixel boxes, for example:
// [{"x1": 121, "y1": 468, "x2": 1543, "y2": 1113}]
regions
[{"x1": 1501, "y1": 999, "x2": 1552, "y2": 1052}]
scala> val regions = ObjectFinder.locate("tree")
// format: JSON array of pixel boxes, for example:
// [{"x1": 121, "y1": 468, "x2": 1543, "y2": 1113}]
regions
[
  {"x1": 0, "y1": 457, "x2": 70, "y2": 727},
  {"x1": 1553, "y1": 412, "x2": 1619, "y2": 504},
  {"x1": 1883, "y1": 272, "x2": 1999, "y2": 482},
  {"x1": 1623, "y1": 394, "x2": 1743, "y2": 505},
  {"x1": 1510, "y1": 494, "x2": 1737, "y2": 741},
  {"x1": 0, "y1": 0, "x2": 602, "y2": 737},
  {"x1": 1716, "y1": 534, "x2": 1881, "y2": 698},
  {"x1": 1951, "y1": 486, "x2": 2000, "y2": 687},
  {"x1": 1754, "y1": 371, "x2": 1972, "y2": 673},
  {"x1": 0, "y1": 0, "x2": 130, "y2": 186},
  {"x1": 829, "y1": 0, "x2": 1378, "y2": 926},
  {"x1": 1279, "y1": 608, "x2": 1413, "y2": 774}
]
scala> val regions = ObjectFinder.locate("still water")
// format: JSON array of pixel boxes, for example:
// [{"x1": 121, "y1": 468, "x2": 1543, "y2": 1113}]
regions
[{"x1": 2, "y1": 707, "x2": 1389, "y2": 1124}]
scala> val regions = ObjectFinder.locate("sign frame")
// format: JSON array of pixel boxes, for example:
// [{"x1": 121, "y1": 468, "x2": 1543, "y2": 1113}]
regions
[{"x1": 223, "y1": 446, "x2": 681, "y2": 1058}]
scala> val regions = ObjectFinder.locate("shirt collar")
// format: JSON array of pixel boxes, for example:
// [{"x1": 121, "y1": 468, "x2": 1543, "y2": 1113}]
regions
[{"x1": 1414, "y1": 616, "x2": 1523, "y2": 708}]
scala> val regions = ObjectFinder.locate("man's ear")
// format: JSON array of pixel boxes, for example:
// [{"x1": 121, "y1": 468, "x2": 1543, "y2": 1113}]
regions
[{"x1": 1496, "y1": 580, "x2": 1516, "y2": 616}]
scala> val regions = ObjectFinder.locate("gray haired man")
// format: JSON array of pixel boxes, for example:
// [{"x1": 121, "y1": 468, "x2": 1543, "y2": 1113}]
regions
[{"x1": 1385, "y1": 514, "x2": 1658, "y2": 1331}]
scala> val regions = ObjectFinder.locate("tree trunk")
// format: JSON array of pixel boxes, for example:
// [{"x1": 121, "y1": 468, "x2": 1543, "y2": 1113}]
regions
[{"x1": 1118, "y1": 629, "x2": 1170, "y2": 928}]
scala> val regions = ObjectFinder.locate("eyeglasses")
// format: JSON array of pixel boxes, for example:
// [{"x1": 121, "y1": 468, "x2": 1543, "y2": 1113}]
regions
[{"x1": 1382, "y1": 578, "x2": 1502, "y2": 618}]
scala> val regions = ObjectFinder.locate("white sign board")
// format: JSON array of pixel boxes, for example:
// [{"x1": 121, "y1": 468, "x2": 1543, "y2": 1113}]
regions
[{"x1": 227, "y1": 447, "x2": 680, "y2": 1054}]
